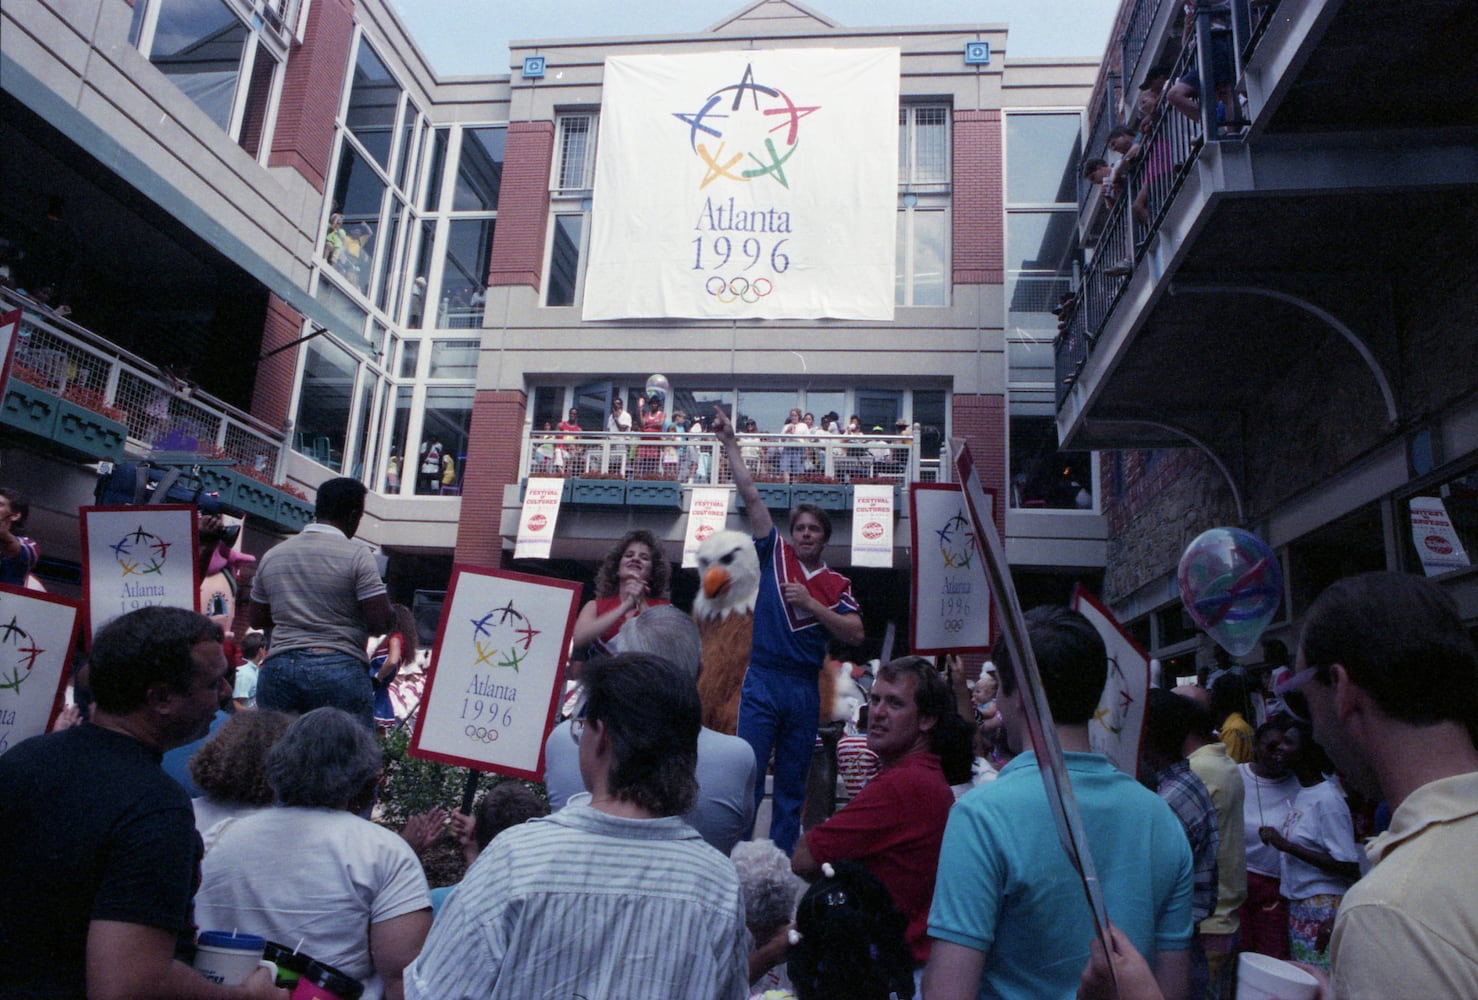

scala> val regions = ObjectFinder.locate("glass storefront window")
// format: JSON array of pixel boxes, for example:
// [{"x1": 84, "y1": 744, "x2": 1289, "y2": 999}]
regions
[
  {"x1": 148, "y1": 0, "x2": 247, "y2": 131},
  {"x1": 418, "y1": 386, "x2": 474, "y2": 495},
  {"x1": 345, "y1": 41, "x2": 400, "y2": 169},
  {"x1": 326, "y1": 143, "x2": 386, "y2": 295},
  {"x1": 453, "y1": 127, "x2": 507, "y2": 212},
  {"x1": 436, "y1": 219, "x2": 494, "y2": 329},
  {"x1": 1007, "y1": 113, "x2": 1083, "y2": 204},
  {"x1": 294, "y1": 339, "x2": 358, "y2": 472},
  {"x1": 428, "y1": 340, "x2": 478, "y2": 379}
]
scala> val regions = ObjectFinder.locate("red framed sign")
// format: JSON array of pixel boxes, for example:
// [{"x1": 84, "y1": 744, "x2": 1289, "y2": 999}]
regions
[
  {"x1": 410, "y1": 564, "x2": 582, "y2": 780},
  {"x1": 0, "y1": 583, "x2": 82, "y2": 755},
  {"x1": 909, "y1": 482, "x2": 993, "y2": 655},
  {"x1": 79, "y1": 505, "x2": 201, "y2": 641}
]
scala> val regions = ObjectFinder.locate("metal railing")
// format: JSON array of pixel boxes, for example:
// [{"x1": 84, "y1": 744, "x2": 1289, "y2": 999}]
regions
[
  {"x1": 1119, "y1": 0, "x2": 1168, "y2": 94},
  {"x1": 1, "y1": 289, "x2": 286, "y2": 475},
  {"x1": 1081, "y1": 72, "x2": 1123, "y2": 206},
  {"x1": 521, "y1": 429, "x2": 941, "y2": 488}
]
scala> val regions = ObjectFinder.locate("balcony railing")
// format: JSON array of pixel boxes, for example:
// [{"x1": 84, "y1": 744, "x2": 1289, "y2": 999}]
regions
[
  {"x1": 1, "y1": 289, "x2": 286, "y2": 475},
  {"x1": 521, "y1": 429, "x2": 941, "y2": 489}
]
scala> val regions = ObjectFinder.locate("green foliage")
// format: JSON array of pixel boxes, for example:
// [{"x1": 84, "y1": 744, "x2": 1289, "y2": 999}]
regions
[{"x1": 375, "y1": 726, "x2": 547, "y2": 826}]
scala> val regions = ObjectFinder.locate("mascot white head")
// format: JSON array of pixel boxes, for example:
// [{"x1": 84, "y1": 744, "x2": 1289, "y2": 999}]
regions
[{"x1": 693, "y1": 529, "x2": 760, "y2": 621}]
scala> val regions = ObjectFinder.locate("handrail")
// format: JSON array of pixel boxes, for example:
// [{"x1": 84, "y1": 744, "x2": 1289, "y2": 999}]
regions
[
  {"x1": 1, "y1": 289, "x2": 287, "y2": 476},
  {"x1": 520, "y1": 429, "x2": 936, "y2": 487}
]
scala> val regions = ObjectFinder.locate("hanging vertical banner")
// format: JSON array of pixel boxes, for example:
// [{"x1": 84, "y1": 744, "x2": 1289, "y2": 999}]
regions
[
  {"x1": 683, "y1": 487, "x2": 732, "y2": 568},
  {"x1": 1409, "y1": 496, "x2": 1470, "y2": 576},
  {"x1": 851, "y1": 483, "x2": 896, "y2": 568},
  {"x1": 1073, "y1": 585, "x2": 1150, "y2": 777},
  {"x1": 0, "y1": 309, "x2": 21, "y2": 390},
  {"x1": 583, "y1": 48, "x2": 901, "y2": 321},
  {"x1": 410, "y1": 566, "x2": 582, "y2": 780},
  {"x1": 514, "y1": 478, "x2": 566, "y2": 560},
  {"x1": 909, "y1": 483, "x2": 991, "y2": 653},
  {"x1": 79, "y1": 506, "x2": 199, "y2": 640},
  {"x1": 0, "y1": 584, "x2": 80, "y2": 756}
]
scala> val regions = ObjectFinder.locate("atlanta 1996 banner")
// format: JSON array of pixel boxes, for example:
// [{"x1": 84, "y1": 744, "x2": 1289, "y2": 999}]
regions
[{"x1": 583, "y1": 48, "x2": 901, "y2": 321}]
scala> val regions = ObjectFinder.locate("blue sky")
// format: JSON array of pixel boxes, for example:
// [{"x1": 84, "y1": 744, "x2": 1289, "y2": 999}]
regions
[{"x1": 389, "y1": 1, "x2": 1119, "y2": 77}]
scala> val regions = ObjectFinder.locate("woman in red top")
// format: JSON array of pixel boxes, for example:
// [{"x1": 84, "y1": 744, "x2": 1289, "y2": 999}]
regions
[
  {"x1": 636, "y1": 398, "x2": 666, "y2": 477},
  {"x1": 569, "y1": 529, "x2": 670, "y2": 660}
]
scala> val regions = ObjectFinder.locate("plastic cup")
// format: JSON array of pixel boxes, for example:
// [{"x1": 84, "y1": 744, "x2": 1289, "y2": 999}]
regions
[
  {"x1": 263, "y1": 941, "x2": 312, "y2": 989},
  {"x1": 192, "y1": 930, "x2": 277, "y2": 986},
  {"x1": 1237, "y1": 952, "x2": 1320, "y2": 1000}
]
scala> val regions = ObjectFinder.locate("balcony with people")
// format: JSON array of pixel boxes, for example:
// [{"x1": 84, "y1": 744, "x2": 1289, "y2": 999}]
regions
[{"x1": 1051, "y1": 0, "x2": 1478, "y2": 488}]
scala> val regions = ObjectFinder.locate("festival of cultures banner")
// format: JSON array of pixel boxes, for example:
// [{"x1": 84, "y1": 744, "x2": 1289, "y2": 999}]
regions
[
  {"x1": 514, "y1": 478, "x2": 566, "y2": 560},
  {"x1": 0, "y1": 584, "x2": 80, "y2": 756},
  {"x1": 851, "y1": 483, "x2": 895, "y2": 568},
  {"x1": 909, "y1": 483, "x2": 991, "y2": 654},
  {"x1": 79, "y1": 505, "x2": 200, "y2": 639},
  {"x1": 683, "y1": 487, "x2": 732, "y2": 568},
  {"x1": 583, "y1": 48, "x2": 901, "y2": 321},
  {"x1": 1409, "y1": 496, "x2": 1470, "y2": 576},
  {"x1": 1073, "y1": 585, "x2": 1150, "y2": 777},
  {"x1": 410, "y1": 566, "x2": 582, "y2": 780}
]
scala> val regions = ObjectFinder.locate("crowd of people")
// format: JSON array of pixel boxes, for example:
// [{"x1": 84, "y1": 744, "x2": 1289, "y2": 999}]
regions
[{"x1": 0, "y1": 453, "x2": 1474, "y2": 999}]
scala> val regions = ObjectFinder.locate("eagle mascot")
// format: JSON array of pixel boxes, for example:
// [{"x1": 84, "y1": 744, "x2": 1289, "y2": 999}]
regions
[
  {"x1": 693, "y1": 529, "x2": 760, "y2": 734},
  {"x1": 692, "y1": 529, "x2": 840, "y2": 734}
]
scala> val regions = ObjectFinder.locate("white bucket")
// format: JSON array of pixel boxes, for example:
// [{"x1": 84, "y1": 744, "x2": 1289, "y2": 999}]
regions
[{"x1": 1236, "y1": 952, "x2": 1320, "y2": 1000}]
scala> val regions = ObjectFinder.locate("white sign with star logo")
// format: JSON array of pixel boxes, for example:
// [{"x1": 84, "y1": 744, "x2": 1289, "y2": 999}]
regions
[
  {"x1": 583, "y1": 47, "x2": 901, "y2": 320},
  {"x1": 80, "y1": 505, "x2": 200, "y2": 640},
  {"x1": 0, "y1": 584, "x2": 80, "y2": 756},
  {"x1": 909, "y1": 483, "x2": 992, "y2": 654},
  {"x1": 410, "y1": 566, "x2": 582, "y2": 778}
]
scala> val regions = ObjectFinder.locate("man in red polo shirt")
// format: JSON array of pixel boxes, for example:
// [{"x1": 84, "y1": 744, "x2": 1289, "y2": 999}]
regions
[{"x1": 792, "y1": 656, "x2": 956, "y2": 970}]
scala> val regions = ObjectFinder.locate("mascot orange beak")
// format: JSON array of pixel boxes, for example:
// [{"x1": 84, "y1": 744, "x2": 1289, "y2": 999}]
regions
[{"x1": 703, "y1": 565, "x2": 732, "y2": 599}]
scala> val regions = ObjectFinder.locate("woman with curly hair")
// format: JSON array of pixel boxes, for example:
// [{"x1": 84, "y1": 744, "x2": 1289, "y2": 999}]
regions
[
  {"x1": 188, "y1": 709, "x2": 293, "y2": 846},
  {"x1": 569, "y1": 528, "x2": 670, "y2": 660}
]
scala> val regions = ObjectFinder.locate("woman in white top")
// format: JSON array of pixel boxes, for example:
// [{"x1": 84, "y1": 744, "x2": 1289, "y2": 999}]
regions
[
  {"x1": 1256, "y1": 721, "x2": 1361, "y2": 971},
  {"x1": 1237, "y1": 719, "x2": 1302, "y2": 959}
]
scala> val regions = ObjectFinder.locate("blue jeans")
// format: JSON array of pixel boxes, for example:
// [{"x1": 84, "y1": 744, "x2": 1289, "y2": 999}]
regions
[
  {"x1": 737, "y1": 665, "x2": 819, "y2": 855},
  {"x1": 257, "y1": 649, "x2": 375, "y2": 730}
]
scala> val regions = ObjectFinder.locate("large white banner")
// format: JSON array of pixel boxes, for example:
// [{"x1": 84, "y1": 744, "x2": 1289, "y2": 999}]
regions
[{"x1": 583, "y1": 48, "x2": 901, "y2": 321}]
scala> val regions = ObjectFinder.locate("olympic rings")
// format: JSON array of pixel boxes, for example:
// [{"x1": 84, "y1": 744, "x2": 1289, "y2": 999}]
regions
[
  {"x1": 704, "y1": 276, "x2": 775, "y2": 305},
  {"x1": 464, "y1": 725, "x2": 501, "y2": 743}
]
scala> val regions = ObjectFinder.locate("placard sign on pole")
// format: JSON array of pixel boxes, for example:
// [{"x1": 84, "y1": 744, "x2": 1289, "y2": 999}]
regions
[
  {"x1": 0, "y1": 584, "x2": 81, "y2": 756},
  {"x1": 80, "y1": 505, "x2": 200, "y2": 640},
  {"x1": 1073, "y1": 585, "x2": 1149, "y2": 777},
  {"x1": 952, "y1": 438, "x2": 1116, "y2": 964},
  {"x1": 1409, "y1": 496, "x2": 1470, "y2": 576},
  {"x1": 410, "y1": 566, "x2": 582, "y2": 780},
  {"x1": 851, "y1": 483, "x2": 895, "y2": 568},
  {"x1": 683, "y1": 487, "x2": 732, "y2": 568},
  {"x1": 909, "y1": 483, "x2": 991, "y2": 654},
  {"x1": 514, "y1": 478, "x2": 566, "y2": 560},
  {"x1": 0, "y1": 308, "x2": 22, "y2": 390}
]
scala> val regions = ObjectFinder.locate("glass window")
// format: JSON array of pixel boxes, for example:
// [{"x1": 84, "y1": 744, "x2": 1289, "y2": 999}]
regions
[
  {"x1": 314, "y1": 278, "x2": 368, "y2": 346},
  {"x1": 294, "y1": 339, "x2": 358, "y2": 472},
  {"x1": 148, "y1": 0, "x2": 247, "y2": 131},
  {"x1": 385, "y1": 385, "x2": 414, "y2": 493},
  {"x1": 237, "y1": 48, "x2": 277, "y2": 158},
  {"x1": 453, "y1": 127, "x2": 507, "y2": 212},
  {"x1": 1007, "y1": 113, "x2": 1083, "y2": 204},
  {"x1": 899, "y1": 105, "x2": 950, "y2": 185},
  {"x1": 555, "y1": 114, "x2": 596, "y2": 191},
  {"x1": 736, "y1": 390, "x2": 797, "y2": 435},
  {"x1": 804, "y1": 392, "x2": 846, "y2": 430},
  {"x1": 345, "y1": 41, "x2": 400, "y2": 169},
  {"x1": 435, "y1": 219, "x2": 494, "y2": 328},
  {"x1": 419, "y1": 386, "x2": 474, "y2": 494},
  {"x1": 1007, "y1": 273, "x2": 1074, "y2": 331},
  {"x1": 395, "y1": 105, "x2": 420, "y2": 192},
  {"x1": 1006, "y1": 210, "x2": 1077, "y2": 272},
  {"x1": 326, "y1": 143, "x2": 386, "y2": 295},
  {"x1": 429, "y1": 340, "x2": 478, "y2": 379},
  {"x1": 421, "y1": 128, "x2": 448, "y2": 212},
  {"x1": 375, "y1": 201, "x2": 404, "y2": 311},
  {"x1": 856, "y1": 390, "x2": 902, "y2": 433},
  {"x1": 913, "y1": 389, "x2": 947, "y2": 460},
  {"x1": 1009, "y1": 413, "x2": 1094, "y2": 510},
  {"x1": 897, "y1": 208, "x2": 947, "y2": 306},
  {"x1": 349, "y1": 367, "x2": 377, "y2": 481},
  {"x1": 399, "y1": 339, "x2": 420, "y2": 378},
  {"x1": 532, "y1": 387, "x2": 565, "y2": 432},
  {"x1": 546, "y1": 214, "x2": 583, "y2": 307},
  {"x1": 405, "y1": 219, "x2": 434, "y2": 327},
  {"x1": 1401, "y1": 467, "x2": 1478, "y2": 578}
]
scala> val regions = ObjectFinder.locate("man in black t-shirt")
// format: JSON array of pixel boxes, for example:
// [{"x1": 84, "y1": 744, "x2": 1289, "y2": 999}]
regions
[{"x1": 0, "y1": 606, "x2": 282, "y2": 999}]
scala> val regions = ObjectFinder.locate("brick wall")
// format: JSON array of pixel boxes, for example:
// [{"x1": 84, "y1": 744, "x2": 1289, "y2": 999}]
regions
[
  {"x1": 249, "y1": 294, "x2": 303, "y2": 430},
  {"x1": 487, "y1": 121, "x2": 555, "y2": 289},
  {"x1": 950, "y1": 393, "x2": 1007, "y2": 540},
  {"x1": 268, "y1": 0, "x2": 354, "y2": 192},
  {"x1": 454, "y1": 389, "x2": 527, "y2": 567},
  {"x1": 952, "y1": 110, "x2": 1004, "y2": 285}
]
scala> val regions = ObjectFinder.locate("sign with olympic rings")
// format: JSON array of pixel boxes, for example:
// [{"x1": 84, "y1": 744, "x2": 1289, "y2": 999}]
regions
[
  {"x1": 583, "y1": 48, "x2": 900, "y2": 321},
  {"x1": 410, "y1": 566, "x2": 582, "y2": 779},
  {"x1": 909, "y1": 483, "x2": 993, "y2": 655}
]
